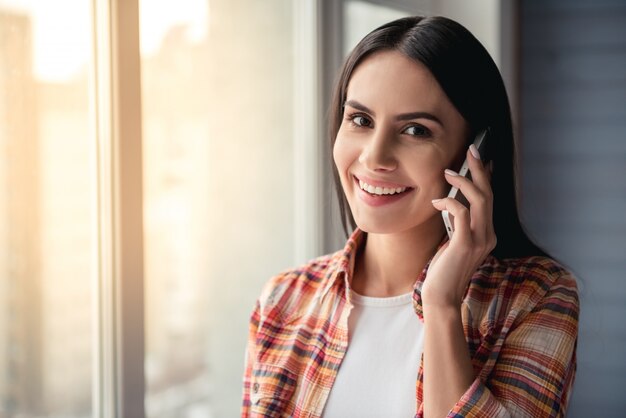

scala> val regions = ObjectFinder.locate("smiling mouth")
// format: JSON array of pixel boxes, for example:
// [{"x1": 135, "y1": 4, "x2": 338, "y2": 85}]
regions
[{"x1": 357, "y1": 178, "x2": 411, "y2": 196}]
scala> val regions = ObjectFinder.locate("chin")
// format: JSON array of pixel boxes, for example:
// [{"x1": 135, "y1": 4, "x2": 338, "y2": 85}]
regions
[
  {"x1": 353, "y1": 211, "x2": 443, "y2": 236},
  {"x1": 354, "y1": 216, "x2": 416, "y2": 235}
]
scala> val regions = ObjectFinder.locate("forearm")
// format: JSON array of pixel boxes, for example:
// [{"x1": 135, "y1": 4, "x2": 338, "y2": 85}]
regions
[{"x1": 422, "y1": 304, "x2": 475, "y2": 418}]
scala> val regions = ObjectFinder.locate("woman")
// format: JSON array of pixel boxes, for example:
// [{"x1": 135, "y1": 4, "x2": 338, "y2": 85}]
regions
[{"x1": 242, "y1": 16, "x2": 578, "y2": 418}]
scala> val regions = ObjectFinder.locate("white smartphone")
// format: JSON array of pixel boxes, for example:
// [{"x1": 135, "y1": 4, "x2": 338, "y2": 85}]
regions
[{"x1": 442, "y1": 128, "x2": 490, "y2": 240}]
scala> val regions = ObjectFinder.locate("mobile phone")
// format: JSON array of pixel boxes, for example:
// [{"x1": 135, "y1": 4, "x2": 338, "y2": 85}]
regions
[{"x1": 442, "y1": 128, "x2": 490, "y2": 240}]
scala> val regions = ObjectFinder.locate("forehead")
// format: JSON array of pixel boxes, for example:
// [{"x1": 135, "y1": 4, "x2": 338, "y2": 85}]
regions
[{"x1": 345, "y1": 50, "x2": 451, "y2": 114}]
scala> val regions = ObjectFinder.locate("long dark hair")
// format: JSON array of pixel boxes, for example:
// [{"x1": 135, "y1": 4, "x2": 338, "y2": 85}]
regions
[{"x1": 329, "y1": 15, "x2": 546, "y2": 259}]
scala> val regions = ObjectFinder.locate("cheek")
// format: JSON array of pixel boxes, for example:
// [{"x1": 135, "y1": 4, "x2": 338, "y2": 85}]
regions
[
  {"x1": 421, "y1": 166, "x2": 447, "y2": 196},
  {"x1": 333, "y1": 134, "x2": 356, "y2": 181},
  {"x1": 408, "y1": 151, "x2": 451, "y2": 195},
  {"x1": 449, "y1": 146, "x2": 467, "y2": 172}
]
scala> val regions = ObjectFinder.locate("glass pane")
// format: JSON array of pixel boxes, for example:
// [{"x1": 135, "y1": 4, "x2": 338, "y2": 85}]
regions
[
  {"x1": 343, "y1": 0, "x2": 410, "y2": 56},
  {"x1": 0, "y1": 1, "x2": 94, "y2": 417},
  {"x1": 140, "y1": 1, "x2": 296, "y2": 417}
]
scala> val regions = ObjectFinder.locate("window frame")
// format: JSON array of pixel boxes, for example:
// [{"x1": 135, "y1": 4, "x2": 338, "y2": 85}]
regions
[
  {"x1": 91, "y1": 0, "x2": 145, "y2": 416},
  {"x1": 293, "y1": 0, "x2": 324, "y2": 264}
]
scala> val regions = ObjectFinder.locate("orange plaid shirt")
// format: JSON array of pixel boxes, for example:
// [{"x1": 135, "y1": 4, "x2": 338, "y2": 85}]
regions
[{"x1": 242, "y1": 229, "x2": 579, "y2": 417}]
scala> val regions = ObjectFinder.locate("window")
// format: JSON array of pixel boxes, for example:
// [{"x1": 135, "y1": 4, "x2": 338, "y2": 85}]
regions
[
  {"x1": 140, "y1": 1, "x2": 299, "y2": 417},
  {"x1": 0, "y1": 1, "x2": 94, "y2": 416},
  {"x1": 1, "y1": 0, "x2": 306, "y2": 415}
]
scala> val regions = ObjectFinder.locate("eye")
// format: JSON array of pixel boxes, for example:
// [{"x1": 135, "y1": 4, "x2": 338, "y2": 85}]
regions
[
  {"x1": 403, "y1": 124, "x2": 431, "y2": 137},
  {"x1": 346, "y1": 113, "x2": 372, "y2": 128}
]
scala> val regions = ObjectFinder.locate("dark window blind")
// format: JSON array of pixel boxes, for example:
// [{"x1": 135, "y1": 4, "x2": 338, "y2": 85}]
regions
[{"x1": 520, "y1": 0, "x2": 626, "y2": 414}]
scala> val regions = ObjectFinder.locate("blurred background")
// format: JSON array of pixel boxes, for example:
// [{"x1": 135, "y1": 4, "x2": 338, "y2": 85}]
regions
[{"x1": 0, "y1": 0, "x2": 624, "y2": 417}]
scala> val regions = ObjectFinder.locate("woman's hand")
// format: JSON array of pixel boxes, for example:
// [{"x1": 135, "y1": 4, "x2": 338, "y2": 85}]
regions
[
  {"x1": 421, "y1": 145, "x2": 496, "y2": 417},
  {"x1": 423, "y1": 144, "x2": 497, "y2": 307}
]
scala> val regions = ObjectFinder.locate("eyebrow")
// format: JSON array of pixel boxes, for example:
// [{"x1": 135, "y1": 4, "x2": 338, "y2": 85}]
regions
[{"x1": 344, "y1": 99, "x2": 443, "y2": 126}]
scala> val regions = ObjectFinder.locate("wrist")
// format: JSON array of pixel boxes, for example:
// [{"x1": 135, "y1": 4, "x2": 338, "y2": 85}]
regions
[
  {"x1": 421, "y1": 288, "x2": 464, "y2": 310},
  {"x1": 422, "y1": 300, "x2": 463, "y2": 320}
]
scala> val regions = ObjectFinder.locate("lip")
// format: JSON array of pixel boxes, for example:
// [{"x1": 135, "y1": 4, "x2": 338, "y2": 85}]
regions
[{"x1": 353, "y1": 175, "x2": 413, "y2": 207}]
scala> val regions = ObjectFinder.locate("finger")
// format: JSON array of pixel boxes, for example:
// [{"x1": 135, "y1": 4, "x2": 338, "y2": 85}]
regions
[
  {"x1": 433, "y1": 197, "x2": 497, "y2": 259},
  {"x1": 444, "y1": 169, "x2": 491, "y2": 217},
  {"x1": 431, "y1": 197, "x2": 471, "y2": 242},
  {"x1": 466, "y1": 145, "x2": 492, "y2": 195}
]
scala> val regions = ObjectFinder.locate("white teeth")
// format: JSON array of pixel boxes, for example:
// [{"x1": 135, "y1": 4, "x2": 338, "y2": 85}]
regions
[{"x1": 358, "y1": 180, "x2": 407, "y2": 196}]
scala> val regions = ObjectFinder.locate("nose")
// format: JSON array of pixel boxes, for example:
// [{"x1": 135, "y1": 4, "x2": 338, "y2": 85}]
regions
[{"x1": 358, "y1": 128, "x2": 398, "y2": 172}]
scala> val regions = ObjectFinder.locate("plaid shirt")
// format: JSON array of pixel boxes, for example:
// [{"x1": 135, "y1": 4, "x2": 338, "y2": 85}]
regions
[{"x1": 242, "y1": 229, "x2": 579, "y2": 417}]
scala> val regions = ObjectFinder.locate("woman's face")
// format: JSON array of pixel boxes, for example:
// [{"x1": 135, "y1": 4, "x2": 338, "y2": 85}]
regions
[{"x1": 333, "y1": 50, "x2": 470, "y2": 235}]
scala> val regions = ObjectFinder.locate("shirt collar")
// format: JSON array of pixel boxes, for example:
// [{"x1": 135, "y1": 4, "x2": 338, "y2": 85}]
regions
[{"x1": 320, "y1": 228, "x2": 364, "y2": 301}]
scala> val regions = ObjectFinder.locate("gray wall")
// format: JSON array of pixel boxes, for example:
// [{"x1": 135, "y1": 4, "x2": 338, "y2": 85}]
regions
[{"x1": 520, "y1": 0, "x2": 626, "y2": 414}]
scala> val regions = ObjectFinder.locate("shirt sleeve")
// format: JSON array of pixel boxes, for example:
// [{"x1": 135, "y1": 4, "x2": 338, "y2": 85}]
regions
[
  {"x1": 448, "y1": 272, "x2": 579, "y2": 418},
  {"x1": 241, "y1": 300, "x2": 261, "y2": 418}
]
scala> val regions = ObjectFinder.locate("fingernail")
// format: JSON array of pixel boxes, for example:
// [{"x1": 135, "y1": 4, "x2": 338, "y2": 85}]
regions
[
  {"x1": 469, "y1": 144, "x2": 480, "y2": 160},
  {"x1": 431, "y1": 199, "x2": 441, "y2": 203},
  {"x1": 444, "y1": 169, "x2": 458, "y2": 176}
]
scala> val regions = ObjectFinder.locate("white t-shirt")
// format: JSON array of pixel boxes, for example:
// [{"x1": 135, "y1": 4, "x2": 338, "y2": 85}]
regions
[{"x1": 322, "y1": 289, "x2": 425, "y2": 418}]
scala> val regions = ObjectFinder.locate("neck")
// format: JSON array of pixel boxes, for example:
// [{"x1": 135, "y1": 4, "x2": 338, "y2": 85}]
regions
[{"x1": 352, "y1": 218, "x2": 445, "y2": 297}]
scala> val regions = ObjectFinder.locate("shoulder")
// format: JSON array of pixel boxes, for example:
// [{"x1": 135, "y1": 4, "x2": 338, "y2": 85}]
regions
[
  {"x1": 468, "y1": 255, "x2": 579, "y2": 325},
  {"x1": 256, "y1": 250, "x2": 343, "y2": 322},
  {"x1": 505, "y1": 256, "x2": 577, "y2": 302}
]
